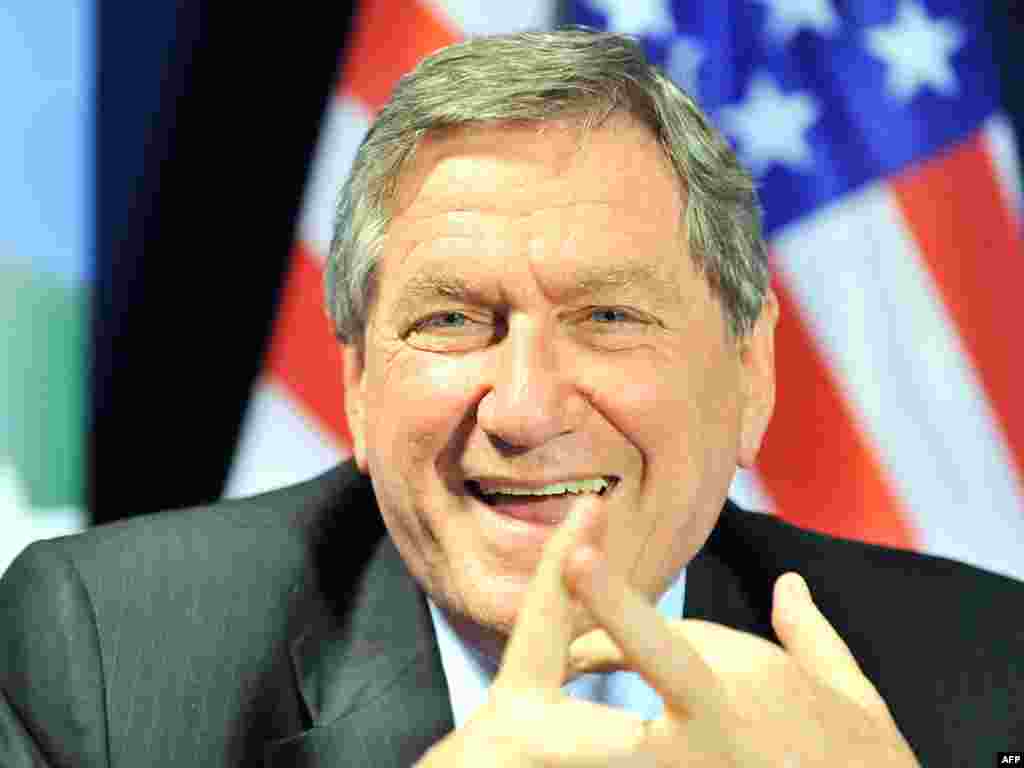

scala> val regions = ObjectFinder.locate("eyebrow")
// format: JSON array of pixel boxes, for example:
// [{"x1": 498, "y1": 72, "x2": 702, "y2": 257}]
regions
[
  {"x1": 569, "y1": 263, "x2": 680, "y2": 301},
  {"x1": 391, "y1": 262, "x2": 682, "y2": 318},
  {"x1": 391, "y1": 273, "x2": 482, "y2": 321}
]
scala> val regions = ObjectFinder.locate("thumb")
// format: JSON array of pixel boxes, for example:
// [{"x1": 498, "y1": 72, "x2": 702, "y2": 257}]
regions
[
  {"x1": 772, "y1": 572, "x2": 891, "y2": 719},
  {"x1": 566, "y1": 629, "x2": 626, "y2": 680}
]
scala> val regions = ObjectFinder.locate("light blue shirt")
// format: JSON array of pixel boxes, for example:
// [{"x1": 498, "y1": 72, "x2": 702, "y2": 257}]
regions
[{"x1": 426, "y1": 569, "x2": 686, "y2": 727}]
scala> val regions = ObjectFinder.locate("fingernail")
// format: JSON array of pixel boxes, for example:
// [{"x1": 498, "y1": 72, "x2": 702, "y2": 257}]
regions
[{"x1": 787, "y1": 573, "x2": 811, "y2": 602}]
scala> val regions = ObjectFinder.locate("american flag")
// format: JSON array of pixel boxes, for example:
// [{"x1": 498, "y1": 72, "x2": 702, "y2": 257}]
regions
[{"x1": 226, "y1": 0, "x2": 1024, "y2": 582}]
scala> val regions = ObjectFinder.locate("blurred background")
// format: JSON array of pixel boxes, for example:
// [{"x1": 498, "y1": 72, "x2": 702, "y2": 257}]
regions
[{"x1": 3, "y1": 0, "x2": 1023, "y2": 579}]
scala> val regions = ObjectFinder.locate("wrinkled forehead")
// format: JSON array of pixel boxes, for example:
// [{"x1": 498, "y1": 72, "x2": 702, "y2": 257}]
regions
[
  {"x1": 371, "y1": 116, "x2": 699, "y2": 313},
  {"x1": 390, "y1": 114, "x2": 683, "y2": 221}
]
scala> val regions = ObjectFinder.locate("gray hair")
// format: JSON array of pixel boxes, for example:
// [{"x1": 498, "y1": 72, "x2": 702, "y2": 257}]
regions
[{"x1": 325, "y1": 26, "x2": 769, "y2": 345}]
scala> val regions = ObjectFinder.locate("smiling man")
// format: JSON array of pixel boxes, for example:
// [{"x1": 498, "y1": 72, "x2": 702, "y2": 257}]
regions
[
  {"x1": 343, "y1": 112, "x2": 776, "y2": 671},
  {"x1": 2, "y1": 27, "x2": 1022, "y2": 768}
]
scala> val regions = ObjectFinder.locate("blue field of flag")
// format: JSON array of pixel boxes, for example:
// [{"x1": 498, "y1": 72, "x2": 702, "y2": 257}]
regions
[{"x1": 570, "y1": 0, "x2": 1001, "y2": 236}]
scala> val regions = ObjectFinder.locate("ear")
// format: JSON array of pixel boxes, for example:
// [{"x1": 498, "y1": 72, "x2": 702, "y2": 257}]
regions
[
  {"x1": 737, "y1": 287, "x2": 778, "y2": 469},
  {"x1": 342, "y1": 341, "x2": 369, "y2": 473}
]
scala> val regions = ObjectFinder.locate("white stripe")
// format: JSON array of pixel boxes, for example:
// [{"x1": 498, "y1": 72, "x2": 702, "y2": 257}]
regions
[
  {"x1": 983, "y1": 113, "x2": 1024, "y2": 221},
  {"x1": 225, "y1": 376, "x2": 347, "y2": 499},
  {"x1": 772, "y1": 181, "x2": 1024, "y2": 581},
  {"x1": 427, "y1": 0, "x2": 558, "y2": 38},
  {"x1": 295, "y1": 95, "x2": 373, "y2": 264},
  {"x1": 728, "y1": 468, "x2": 775, "y2": 515}
]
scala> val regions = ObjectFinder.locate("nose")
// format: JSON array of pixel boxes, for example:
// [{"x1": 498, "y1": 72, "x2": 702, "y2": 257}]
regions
[{"x1": 476, "y1": 323, "x2": 585, "y2": 450}]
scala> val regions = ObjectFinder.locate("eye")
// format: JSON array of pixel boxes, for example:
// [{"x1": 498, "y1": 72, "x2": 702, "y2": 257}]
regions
[
  {"x1": 405, "y1": 310, "x2": 495, "y2": 352},
  {"x1": 588, "y1": 307, "x2": 640, "y2": 324},
  {"x1": 417, "y1": 311, "x2": 469, "y2": 330}
]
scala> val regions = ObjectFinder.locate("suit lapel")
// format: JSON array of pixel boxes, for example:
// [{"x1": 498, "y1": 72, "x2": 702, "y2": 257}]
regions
[{"x1": 265, "y1": 501, "x2": 454, "y2": 767}]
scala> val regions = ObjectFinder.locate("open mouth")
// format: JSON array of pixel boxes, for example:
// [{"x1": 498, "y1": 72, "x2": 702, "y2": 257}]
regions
[
  {"x1": 466, "y1": 476, "x2": 620, "y2": 528},
  {"x1": 466, "y1": 476, "x2": 619, "y2": 507}
]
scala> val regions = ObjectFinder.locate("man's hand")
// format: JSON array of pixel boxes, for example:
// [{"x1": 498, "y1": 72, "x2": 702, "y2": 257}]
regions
[
  {"x1": 564, "y1": 547, "x2": 922, "y2": 767},
  {"x1": 417, "y1": 501, "x2": 921, "y2": 766}
]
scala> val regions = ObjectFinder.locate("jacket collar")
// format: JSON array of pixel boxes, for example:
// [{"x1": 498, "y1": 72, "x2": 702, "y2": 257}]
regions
[
  {"x1": 684, "y1": 499, "x2": 780, "y2": 640},
  {"x1": 264, "y1": 465, "x2": 454, "y2": 767},
  {"x1": 267, "y1": 466, "x2": 772, "y2": 766},
  {"x1": 268, "y1": 533, "x2": 454, "y2": 767}
]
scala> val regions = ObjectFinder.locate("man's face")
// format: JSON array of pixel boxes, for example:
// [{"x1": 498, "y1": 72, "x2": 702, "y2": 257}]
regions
[{"x1": 343, "y1": 117, "x2": 777, "y2": 656}]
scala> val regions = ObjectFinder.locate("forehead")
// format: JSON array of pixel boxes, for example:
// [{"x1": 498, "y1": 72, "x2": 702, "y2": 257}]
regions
[
  {"x1": 392, "y1": 116, "x2": 681, "y2": 220},
  {"x1": 377, "y1": 117, "x2": 689, "y2": 299}
]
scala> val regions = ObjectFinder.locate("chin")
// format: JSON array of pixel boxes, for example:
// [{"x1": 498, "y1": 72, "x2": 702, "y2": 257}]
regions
[
  {"x1": 458, "y1": 567, "x2": 532, "y2": 637},
  {"x1": 461, "y1": 570, "x2": 599, "y2": 648}
]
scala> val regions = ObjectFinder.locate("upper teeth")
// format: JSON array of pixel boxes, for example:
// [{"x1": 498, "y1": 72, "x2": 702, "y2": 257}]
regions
[{"x1": 480, "y1": 477, "x2": 611, "y2": 496}]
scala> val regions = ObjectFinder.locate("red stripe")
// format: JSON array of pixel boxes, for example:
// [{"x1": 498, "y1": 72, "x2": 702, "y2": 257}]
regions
[
  {"x1": 889, "y1": 131, "x2": 1024, "y2": 487},
  {"x1": 266, "y1": 242, "x2": 351, "y2": 446},
  {"x1": 338, "y1": 0, "x2": 460, "y2": 113},
  {"x1": 758, "y1": 275, "x2": 919, "y2": 549}
]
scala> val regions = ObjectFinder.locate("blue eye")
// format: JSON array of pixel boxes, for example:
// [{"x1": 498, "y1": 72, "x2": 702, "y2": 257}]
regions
[
  {"x1": 413, "y1": 311, "x2": 471, "y2": 332},
  {"x1": 590, "y1": 307, "x2": 632, "y2": 323}
]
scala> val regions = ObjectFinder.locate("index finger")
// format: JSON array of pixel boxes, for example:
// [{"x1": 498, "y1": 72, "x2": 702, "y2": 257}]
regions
[{"x1": 494, "y1": 499, "x2": 603, "y2": 692}]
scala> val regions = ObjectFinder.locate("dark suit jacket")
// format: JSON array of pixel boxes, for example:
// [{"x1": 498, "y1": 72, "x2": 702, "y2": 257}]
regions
[{"x1": 1, "y1": 461, "x2": 1021, "y2": 767}]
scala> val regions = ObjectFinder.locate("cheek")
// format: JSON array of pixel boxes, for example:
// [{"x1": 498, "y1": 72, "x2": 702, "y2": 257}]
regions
[
  {"x1": 629, "y1": 348, "x2": 740, "y2": 449},
  {"x1": 364, "y1": 350, "x2": 483, "y2": 463},
  {"x1": 590, "y1": 353, "x2": 742, "y2": 593},
  {"x1": 586, "y1": 355, "x2": 694, "y2": 453}
]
